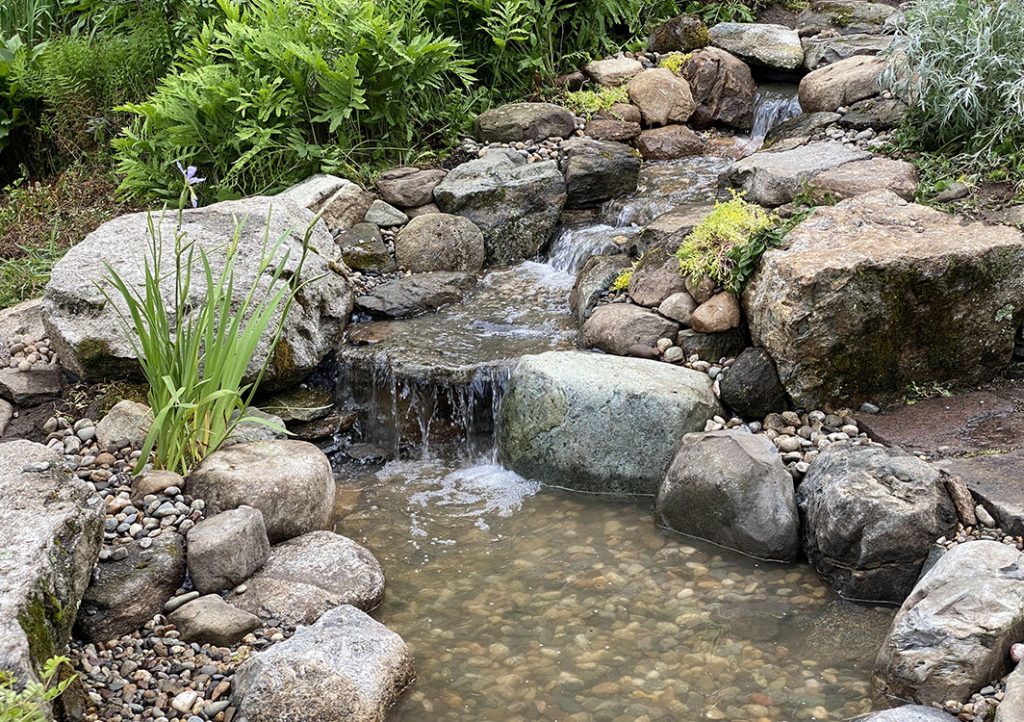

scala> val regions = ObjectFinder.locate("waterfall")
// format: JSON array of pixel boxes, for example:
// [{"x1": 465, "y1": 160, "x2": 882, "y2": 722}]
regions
[{"x1": 741, "y1": 84, "x2": 802, "y2": 154}]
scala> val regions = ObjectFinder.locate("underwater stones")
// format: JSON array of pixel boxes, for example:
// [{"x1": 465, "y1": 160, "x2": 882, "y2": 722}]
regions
[
  {"x1": 42, "y1": 197, "x2": 352, "y2": 388},
  {"x1": 395, "y1": 214, "x2": 485, "y2": 273},
  {"x1": 188, "y1": 440, "x2": 335, "y2": 543},
  {"x1": 232, "y1": 604, "x2": 414, "y2": 722},
  {"x1": 228, "y1": 531, "x2": 385, "y2": 626},
  {"x1": 0, "y1": 440, "x2": 103, "y2": 696},
  {"x1": 725, "y1": 141, "x2": 870, "y2": 206},
  {"x1": 708, "y1": 22, "x2": 803, "y2": 71},
  {"x1": 474, "y1": 102, "x2": 576, "y2": 143},
  {"x1": 799, "y1": 55, "x2": 886, "y2": 113},
  {"x1": 581, "y1": 304, "x2": 679, "y2": 356},
  {"x1": 498, "y1": 351, "x2": 722, "y2": 494},
  {"x1": 743, "y1": 190, "x2": 1024, "y2": 406},
  {"x1": 719, "y1": 347, "x2": 788, "y2": 418},
  {"x1": 583, "y1": 56, "x2": 643, "y2": 86},
  {"x1": 355, "y1": 272, "x2": 477, "y2": 319},
  {"x1": 797, "y1": 444, "x2": 957, "y2": 603},
  {"x1": 657, "y1": 430, "x2": 799, "y2": 560},
  {"x1": 682, "y1": 47, "x2": 756, "y2": 130},
  {"x1": 560, "y1": 137, "x2": 641, "y2": 209},
  {"x1": 627, "y1": 68, "x2": 696, "y2": 127},
  {"x1": 434, "y1": 150, "x2": 566, "y2": 266},
  {"x1": 376, "y1": 167, "x2": 447, "y2": 209},
  {"x1": 186, "y1": 506, "x2": 270, "y2": 594},
  {"x1": 875, "y1": 541, "x2": 1024, "y2": 705}
]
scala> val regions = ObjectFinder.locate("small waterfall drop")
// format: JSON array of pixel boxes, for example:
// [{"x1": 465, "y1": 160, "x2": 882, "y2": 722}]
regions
[{"x1": 741, "y1": 84, "x2": 802, "y2": 154}]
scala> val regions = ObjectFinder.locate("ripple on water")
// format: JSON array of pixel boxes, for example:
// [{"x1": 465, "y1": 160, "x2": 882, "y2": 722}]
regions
[{"x1": 335, "y1": 460, "x2": 895, "y2": 722}]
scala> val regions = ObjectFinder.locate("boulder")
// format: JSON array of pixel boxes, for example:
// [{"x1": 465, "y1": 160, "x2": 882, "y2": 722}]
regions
[
  {"x1": 677, "y1": 328, "x2": 748, "y2": 360},
  {"x1": 187, "y1": 506, "x2": 270, "y2": 594},
  {"x1": 498, "y1": 351, "x2": 722, "y2": 494},
  {"x1": 764, "y1": 112, "x2": 841, "y2": 148},
  {"x1": 839, "y1": 96, "x2": 907, "y2": 130},
  {"x1": 317, "y1": 183, "x2": 377, "y2": 231},
  {"x1": 228, "y1": 531, "x2": 385, "y2": 626},
  {"x1": 223, "y1": 407, "x2": 287, "y2": 448},
  {"x1": 130, "y1": 470, "x2": 183, "y2": 504},
  {"x1": 0, "y1": 365, "x2": 62, "y2": 406},
  {"x1": 583, "y1": 57, "x2": 643, "y2": 86},
  {"x1": 596, "y1": 103, "x2": 643, "y2": 124},
  {"x1": 938, "y1": 450, "x2": 1024, "y2": 536},
  {"x1": 581, "y1": 304, "x2": 679, "y2": 355},
  {"x1": 355, "y1": 272, "x2": 477, "y2": 319},
  {"x1": 997, "y1": 665, "x2": 1024, "y2": 722},
  {"x1": 797, "y1": 444, "x2": 957, "y2": 603},
  {"x1": 434, "y1": 151, "x2": 567, "y2": 265},
  {"x1": 475, "y1": 102, "x2": 576, "y2": 143},
  {"x1": 394, "y1": 214, "x2": 485, "y2": 273},
  {"x1": 627, "y1": 68, "x2": 696, "y2": 127},
  {"x1": 647, "y1": 14, "x2": 710, "y2": 54},
  {"x1": 797, "y1": 0, "x2": 900, "y2": 37},
  {"x1": 0, "y1": 441, "x2": 103, "y2": 697},
  {"x1": 726, "y1": 141, "x2": 871, "y2": 206},
  {"x1": 277, "y1": 174, "x2": 353, "y2": 210},
  {"x1": 232, "y1": 604, "x2": 414, "y2": 722},
  {"x1": 656, "y1": 430, "x2": 799, "y2": 560},
  {"x1": 569, "y1": 255, "x2": 631, "y2": 327},
  {"x1": 632, "y1": 203, "x2": 714, "y2": 256},
  {"x1": 168, "y1": 595, "x2": 260, "y2": 647},
  {"x1": 560, "y1": 138, "x2": 641, "y2": 209},
  {"x1": 628, "y1": 256, "x2": 687, "y2": 307},
  {"x1": 690, "y1": 292, "x2": 741, "y2": 333},
  {"x1": 874, "y1": 541, "x2": 1024, "y2": 705},
  {"x1": 336, "y1": 224, "x2": 396, "y2": 274},
  {"x1": 719, "y1": 347, "x2": 788, "y2": 418},
  {"x1": 42, "y1": 197, "x2": 352, "y2": 388},
  {"x1": 657, "y1": 292, "x2": 698, "y2": 326},
  {"x1": 682, "y1": 47, "x2": 756, "y2": 130},
  {"x1": 76, "y1": 532, "x2": 186, "y2": 641},
  {"x1": 0, "y1": 297, "x2": 45, "y2": 342},
  {"x1": 807, "y1": 157, "x2": 918, "y2": 201},
  {"x1": 799, "y1": 55, "x2": 886, "y2": 113},
  {"x1": 95, "y1": 400, "x2": 152, "y2": 451},
  {"x1": 743, "y1": 191, "x2": 1024, "y2": 406},
  {"x1": 363, "y1": 200, "x2": 408, "y2": 228},
  {"x1": 635, "y1": 126, "x2": 705, "y2": 160},
  {"x1": 853, "y1": 708, "x2": 958, "y2": 722},
  {"x1": 261, "y1": 386, "x2": 334, "y2": 424},
  {"x1": 187, "y1": 440, "x2": 335, "y2": 543},
  {"x1": 802, "y1": 32, "x2": 893, "y2": 71},
  {"x1": 708, "y1": 22, "x2": 804, "y2": 71},
  {"x1": 583, "y1": 118, "x2": 642, "y2": 143},
  {"x1": 376, "y1": 167, "x2": 447, "y2": 209}
]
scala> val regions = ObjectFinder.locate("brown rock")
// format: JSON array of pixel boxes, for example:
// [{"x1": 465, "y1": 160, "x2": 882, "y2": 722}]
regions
[
  {"x1": 682, "y1": 47, "x2": 756, "y2": 130},
  {"x1": 594, "y1": 103, "x2": 642, "y2": 124},
  {"x1": 635, "y1": 126, "x2": 705, "y2": 160},
  {"x1": 582, "y1": 304, "x2": 679, "y2": 356},
  {"x1": 131, "y1": 470, "x2": 184, "y2": 504},
  {"x1": 943, "y1": 475, "x2": 978, "y2": 528},
  {"x1": 690, "y1": 292, "x2": 742, "y2": 332},
  {"x1": 799, "y1": 55, "x2": 886, "y2": 113},
  {"x1": 808, "y1": 157, "x2": 918, "y2": 201},
  {"x1": 627, "y1": 68, "x2": 696, "y2": 126},
  {"x1": 583, "y1": 57, "x2": 643, "y2": 86},
  {"x1": 628, "y1": 257, "x2": 687, "y2": 307},
  {"x1": 376, "y1": 167, "x2": 447, "y2": 209},
  {"x1": 584, "y1": 119, "x2": 641, "y2": 142}
]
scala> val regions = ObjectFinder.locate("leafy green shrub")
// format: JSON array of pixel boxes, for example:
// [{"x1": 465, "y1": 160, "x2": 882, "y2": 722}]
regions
[
  {"x1": 682, "y1": 0, "x2": 757, "y2": 24},
  {"x1": 887, "y1": 0, "x2": 1024, "y2": 159},
  {"x1": 563, "y1": 84, "x2": 630, "y2": 117},
  {"x1": 676, "y1": 193, "x2": 778, "y2": 293},
  {"x1": 0, "y1": 655, "x2": 75, "y2": 722},
  {"x1": 611, "y1": 266, "x2": 633, "y2": 292}
]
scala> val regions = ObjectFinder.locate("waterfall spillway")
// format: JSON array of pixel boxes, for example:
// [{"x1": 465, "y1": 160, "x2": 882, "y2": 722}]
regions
[{"x1": 742, "y1": 84, "x2": 802, "y2": 154}]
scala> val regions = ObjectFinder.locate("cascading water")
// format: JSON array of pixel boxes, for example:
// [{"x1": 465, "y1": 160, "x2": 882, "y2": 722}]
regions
[{"x1": 740, "y1": 83, "x2": 803, "y2": 154}]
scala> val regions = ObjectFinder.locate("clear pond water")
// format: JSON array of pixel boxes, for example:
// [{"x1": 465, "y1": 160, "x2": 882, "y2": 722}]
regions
[{"x1": 335, "y1": 460, "x2": 895, "y2": 722}]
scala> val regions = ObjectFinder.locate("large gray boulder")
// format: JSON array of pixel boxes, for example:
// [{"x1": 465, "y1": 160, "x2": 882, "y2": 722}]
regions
[
  {"x1": 797, "y1": 0, "x2": 900, "y2": 37},
  {"x1": 997, "y1": 665, "x2": 1024, "y2": 722},
  {"x1": 802, "y1": 32, "x2": 893, "y2": 71},
  {"x1": 726, "y1": 141, "x2": 871, "y2": 206},
  {"x1": 232, "y1": 604, "x2": 414, "y2": 722},
  {"x1": 874, "y1": 541, "x2": 1024, "y2": 705},
  {"x1": 682, "y1": 47, "x2": 756, "y2": 130},
  {"x1": 187, "y1": 440, "x2": 335, "y2": 543},
  {"x1": 76, "y1": 532, "x2": 186, "y2": 642},
  {"x1": 475, "y1": 102, "x2": 575, "y2": 143},
  {"x1": 42, "y1": 197, "x2": 352, "y2": 388},
  {"x1": 498, "y1": 351, "x2": 722, "y2": 494},
  {"x1": 355, "y1": 272, "x2": 477, "y2": 319},
  {"x1": 581, "y1": 303, "x2": 679, "y2": 355},
  {"x1": 560, "y1": 138, "x2": 641, "y2": 209},
  {"x1": 394, "y1": 214, "x2": 485, "y2": 273},
  {"x1": 0, "y1": 441, "x2": 103, "y2": 699},
  {"x1": 708, "y1": 22, "x2": 803, "y2": 71},
  {"x1": 807, "y1": 157, "x2": 918, "y2": 202},
  {"x1": 656, "y1": 430, "x2": 799, "y2": 560},
  {"x1": 228, "y1": 531, "x2": 385, "y2": 626},
  {"x1": 743, "y1": 191, "x2": 1024, "y2": 407},
  {"x1": 799, "y1": 55, "x2": 885, "y2": 113},
  {"x1": 797, "y1": 444, "x2": 957, "y2": 603},
  {"x1": 186, "y1": 506, "x2": 270, "y2": 594},
  {"x1": 434, "y1": 151, "x2": 567, "y2": 266}
]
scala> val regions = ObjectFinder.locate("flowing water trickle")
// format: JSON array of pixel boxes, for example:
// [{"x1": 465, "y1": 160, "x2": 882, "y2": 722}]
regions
[{"x1": 741, "y1": 84, "x2": 803, "y2": 154}]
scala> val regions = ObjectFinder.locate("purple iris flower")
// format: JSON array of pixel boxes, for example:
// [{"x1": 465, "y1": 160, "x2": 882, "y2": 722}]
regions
[{"x1": 176, "y1": 161, "x2": 206, "y2": 208}]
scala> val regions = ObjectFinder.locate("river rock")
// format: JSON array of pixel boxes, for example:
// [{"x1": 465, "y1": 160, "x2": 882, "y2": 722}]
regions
[
  {"x1": 764, "y1": 111, "x2": 842, "y2": 148},
  {"x1": 596, "y1": 103, "x2": 642, "y2": 124},
  {"x1": 337, "y1": 224, "x2": 396, "y2": 274},
  {"x1": 797, "y1": 444, "x2": 957, "y2": 603},
  {"x1": 677, "y1": 328, "x2": 748, "y2": 360},
  {"x1": 232, "y1": 604, "x2": 414, "y2": 722},
  {"x1": 262, "y1": 386, "x2": 334, "y2": 423},
  {"x1": 0, "y1": 297, "x2": 45, "y2": 342},
  {"x1": 355, "y1": 272, "x2": 477, "y2": 319},
  {"x1": 647, "y1": 14, "x2": 710, "y2": 53},
  {"x1": 581, "y1": 304, "x2": 679, "y2": 355},
  {"x1": 76, "y1": 532, "x2": 186, "y2": 642},
  {"x1": 223, "y1": 407, "x2": 287, "y2": 448},
  {"x1": 0, "y1": 441, "x2": 103, "y2": 699},
  {"x1": 0, "y1": 365, "x2": 62, "y2": 406},
  {"x1": 583, "y1": 118, "x2": 642, "y2": 142},
  {"x1": 475, "y1": 102, "x2": 576, "y2": 143},
  {"x1": 188, "y1": 440, "x2": 335, "y2": 543},
  {"x1": 376, "y1": 167, "x2": 447, "y2": 209},
  {"x1": 807, "y1": 157, "x2": 918, "y2": 201},
  {"x1": 874, "y1": 541, "x2": 1024, "y2": 705},
  {"x1": 743, "y1": 190, "x2": 1024, "y2": 406},
  {"x1": 364, "y1": 200, "x2": 407, "y2": 228},
  {"x1": 997, "y1": 665, "x2": 1024, "y2": 722},
  {"x1": 657, "y1": 292, "x2": 698, "y2": 326},
  {"x1": 498, "y1": 351, "x2": 722, "y2": 495},
  {"x1": 657, "y1": 430, "x2": 799, "y2": 560},
  {"x1": 853, "y1": 708, "x2": 958, "y2": 722},
  {"x1": 799, "y1": 55, "x2": 886, "y2": 113},
  {"x1": 569, "y1": 255, "x2": 631, "y2": 327},
  {"x1": 635, "y1": 126, "x2": 705, "y2": 160},
  {"x1": 627, "y1": 68, "x2": 696, "y2": 127},
  {"x1": 95, "y1": 399, "x2": 152, "y2": 451},
  {"x1": 560, "y1": 138, "x2": 641, "y2": 209},
  {"x1": 318, "y1": 182, "x2": 377, "y2": 231},
  {"x1": 709, "y1": 22, "x2": 803, "y2": 71},
  {"x1": 228, "y1": 531, "x2": 385, "y2": 626},
  {"x1": 583, "y1": 57, "x2": 643, "y2": 85},
  {"x1": 130, "y1": 469, "x2": 183, "y2": 504},
  {"x1": 434, "y1": 151, "x2": 566, "y2": 265},
  {"x1": 628, "y1": 256, "x2": 687, "y2": 307},
  {"x1": 187, "y1": 506, "x2": 270, "y2": 594},
  {"x1": 802, "y1": 32, "x2": 893, "y2": 70},
  {"x1": 682, "y1": 47, "x2": 756, "y2": 130},
  {"x1": 839, "y1": 96, "x2": 907, "y2": 130},
  {"x1": 394, "y1": 214, "x2": 485, "y2": 273},
  {"x1": 42, "y1": 197, "x2": 352, "y2": 387},
  {"x1": 726, "y1": 141, "x2": 871, "y2": 206},
  {"x1": 690, "y1": 292, "x2": 741, "y2": 333},
  {"x1": 797, "y1": 0, "x2": 900, "y2": 36},
  {"x1": 720, "y1": 347, "x2": 788, "y2": 418},
  {"x1": 169, "y1": 594, "x2": 260, "y2": 647},
  {"x1": 632, "y1": 202, "x2": 714, "y2": 256}
]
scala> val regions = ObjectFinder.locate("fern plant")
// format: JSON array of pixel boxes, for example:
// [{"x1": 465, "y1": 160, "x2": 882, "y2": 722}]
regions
[{"x1": 0, "y1": 656, "x2": 75, "y2": 722}]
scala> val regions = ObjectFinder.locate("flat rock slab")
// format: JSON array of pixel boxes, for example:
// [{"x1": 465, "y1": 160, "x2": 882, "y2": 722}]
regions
[
  {"x1": 858, "y1": 386, "x2": 1024, "y2": 457},
  {"x1": 938, "y1": 449, "x2": 1024, "y2": 535},
  {"x1": 0, "y1": 440, "x2": 104, "y2": 694},
  {"x1": 725, "y1": 141, "x2": 870, "y2": 206},
  {"x1": 0, "y1": 365, "x2": 63, "y2": 406},
  {"x1": 355, "y1": 272, "x2": 477, "y2": 319}
]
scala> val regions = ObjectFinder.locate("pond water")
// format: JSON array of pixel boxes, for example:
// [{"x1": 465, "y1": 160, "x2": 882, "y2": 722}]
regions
[{"x1": 335, "y1": 460, "x2": 895, "y2": 722}]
